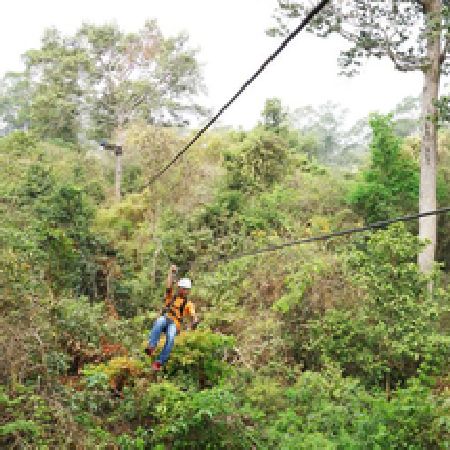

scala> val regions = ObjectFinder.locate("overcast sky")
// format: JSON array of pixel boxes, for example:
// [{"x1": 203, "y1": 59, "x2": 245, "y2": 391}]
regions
[{"x1": 1, "y1": 0, "x2": 425, "y2": 128}]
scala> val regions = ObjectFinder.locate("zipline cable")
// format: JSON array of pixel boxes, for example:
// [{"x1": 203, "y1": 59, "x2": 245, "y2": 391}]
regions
[
  {"x1": 209, "y1": 206, "x2": 450, "y2": 264},
  {"x1": 146, "y1": 0, "x2": 331, "y2": 185}
]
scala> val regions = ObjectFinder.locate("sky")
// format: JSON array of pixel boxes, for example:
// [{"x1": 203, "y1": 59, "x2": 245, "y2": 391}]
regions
[{"x1": 0, "y1": 0, "x2": 425, "y2": 129}]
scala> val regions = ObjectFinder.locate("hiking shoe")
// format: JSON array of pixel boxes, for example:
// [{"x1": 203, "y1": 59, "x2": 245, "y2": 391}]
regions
[
  {"x1": 151, "y1": 361, "x2": 163, "y2": 371},
  {"x1": 144, "y1": 346, "x2": 155, "y2": 357}
]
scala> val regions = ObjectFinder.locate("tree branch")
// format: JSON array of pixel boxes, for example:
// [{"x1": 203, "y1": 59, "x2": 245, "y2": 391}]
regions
[{"x1": 383, "y1": 32, "x2": 422, "y2": 72}]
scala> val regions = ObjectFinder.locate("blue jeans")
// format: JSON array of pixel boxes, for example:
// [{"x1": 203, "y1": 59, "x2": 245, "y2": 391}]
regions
[{"x1": 148, "y1": 315, "x2": 177, "y2": 365}]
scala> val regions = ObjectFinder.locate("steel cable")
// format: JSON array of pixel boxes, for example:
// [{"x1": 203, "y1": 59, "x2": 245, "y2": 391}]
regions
[{"x1": 146, "y1": 0, "x2": 331, "y2": 185}]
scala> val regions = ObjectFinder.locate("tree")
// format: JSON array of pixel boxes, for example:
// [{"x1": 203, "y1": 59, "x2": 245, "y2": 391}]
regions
[
  {"x1": 260, "y1": 97, "x2": 289, "y2": 132},
  {"x1": 23, "y1": 28, "x2": 89, "y2": 142},
  {"x1": 76, "y1": 20, "x2": 206, "y2": 139},
  {"x1": 269, "y1": 0, "x2": 450, "y2": 272},
  {"x1": 293, "y1": 102, "x2": 348, "y2": 163},
  {"x1": 391, "y1": 96, "x2": 422, "y2": 137},
  {"x1": 308, "y1": 224, "x2": 449, "y2": 393},
  {"x1": 0, "y1": 20, "x2": 206, "y2": 143},
  {"x1": 0, "y1": 72, "x2": 31, "y2": 133},
  {"x1": 348, "y1": 114, "x2": 419, "y2": 223},
  {"x1": 225, "y1": 128, "x2": 289, "y2": 191},
  {"x1": 292, "y1": 101, "x2": 369, "y2": 165}
]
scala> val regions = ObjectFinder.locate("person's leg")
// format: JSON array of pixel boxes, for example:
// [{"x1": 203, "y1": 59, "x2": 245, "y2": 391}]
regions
[
  {"x1": 148, "y1": 316, "x2": 167, "y2": 349},
  {"x1": 157, "y1": 320, "x2": 177, "y2": 365}
]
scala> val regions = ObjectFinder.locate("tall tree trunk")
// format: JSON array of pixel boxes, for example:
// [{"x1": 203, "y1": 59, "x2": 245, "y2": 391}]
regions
[{"x1": 419, "y1": 0, "x2": 441, "y2": 273}]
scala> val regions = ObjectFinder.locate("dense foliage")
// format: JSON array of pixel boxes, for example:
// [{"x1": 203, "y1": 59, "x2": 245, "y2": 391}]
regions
[
  {"x1": 0, "y1": 21, "x2": 206, "y2": 142},
  {"x1": 0, "y1": 21, "x2": 449, "y2": 448}
]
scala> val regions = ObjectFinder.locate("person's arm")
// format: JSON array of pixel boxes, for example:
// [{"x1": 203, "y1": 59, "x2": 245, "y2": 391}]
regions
[
  {"x1": 161, "y1": 265, "x2": 177, "y2": 314},
  {"x1": 167, "y1": 264, "x2": 178, "y2": 290}
]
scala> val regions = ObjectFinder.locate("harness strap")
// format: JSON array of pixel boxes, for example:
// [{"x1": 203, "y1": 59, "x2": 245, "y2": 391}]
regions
[
  {"x1": 169, "y1": 297, "x2": 188, "y2": 321},
  {"x1": 163, "y1": 294, "x2": 188, "y2": 323}
]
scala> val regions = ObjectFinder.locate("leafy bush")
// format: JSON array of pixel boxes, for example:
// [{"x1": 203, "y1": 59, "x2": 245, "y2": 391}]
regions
[
  {"x1": 54, "y1": 297, "x2": 108, "y2": 348},
  {"x1": 167, "y1": 330, "x2": 235, "y2": 387},
  {"x1": 306, "y1": 224, "x2": 450, "y2": 388},
  {"x1": 0, "y1": 386, "x2": 80, "y2": 447},
  {"x1": 225, "y1": 127, "x2": 289, "y2": 191},
  {"x1": 153, "y1": 385, "x2": 257, "y2": 449},
  {"x1": 348, "y1": 114, "x2": 419, "y2": 223},
  {"x1": 266, "y1": 368, "x2": 449, "y2": 449}
]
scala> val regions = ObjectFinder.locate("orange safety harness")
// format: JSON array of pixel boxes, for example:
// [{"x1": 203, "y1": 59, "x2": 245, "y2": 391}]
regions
[{"x1": 163, "y1": 293, "x2": 188, "y2": 324}]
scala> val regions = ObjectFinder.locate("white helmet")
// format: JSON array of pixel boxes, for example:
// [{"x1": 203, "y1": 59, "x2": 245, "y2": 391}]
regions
[{"x1": 177, "y1": 278, "x2": 192, "y2": 289}]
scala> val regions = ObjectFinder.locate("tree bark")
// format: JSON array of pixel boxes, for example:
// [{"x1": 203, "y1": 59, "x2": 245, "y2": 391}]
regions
[{"x1": 419, "y1": 0, "x2": 441, "y2": 273}]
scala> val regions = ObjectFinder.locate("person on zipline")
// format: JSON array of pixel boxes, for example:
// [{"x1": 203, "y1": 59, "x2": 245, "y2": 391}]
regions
[{"x1": 144, "y1": 264, "x2": 199, "y2": 371}]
